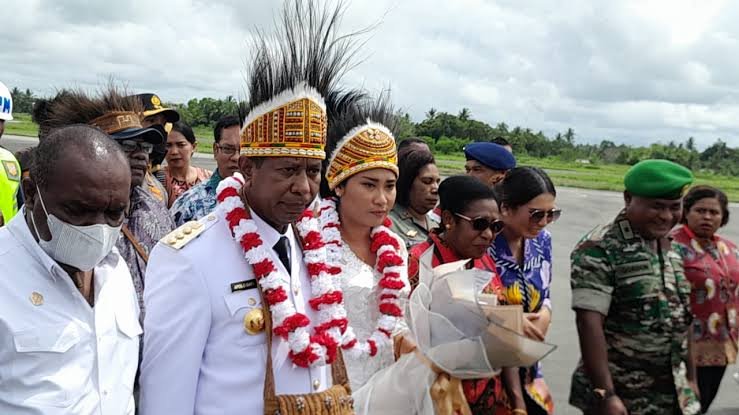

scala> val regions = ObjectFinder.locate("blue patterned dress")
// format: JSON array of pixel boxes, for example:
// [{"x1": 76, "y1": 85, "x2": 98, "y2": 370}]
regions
[{"x1": 489, "y1": 230, "x2": 554, "y2": 414}]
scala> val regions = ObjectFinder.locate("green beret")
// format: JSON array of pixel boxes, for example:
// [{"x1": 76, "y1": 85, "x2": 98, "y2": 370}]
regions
[{"x1": 624, "y1": 159, "x2": 694, "y2": 199}]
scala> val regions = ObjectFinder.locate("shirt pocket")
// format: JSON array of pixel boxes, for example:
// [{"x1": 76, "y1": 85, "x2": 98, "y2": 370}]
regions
[
  {"x1": 11, "y1": 324, "x2": 85, "y2": 407},
  {"x1": 614, "y1": 274, "x2": 664, "y2": 333},
  {"x1": 223, "y1": 289, "x2": 267, "y2": 347},
  {"x1": 115, "y1": 308, "x2": 143, "y2": 390}
]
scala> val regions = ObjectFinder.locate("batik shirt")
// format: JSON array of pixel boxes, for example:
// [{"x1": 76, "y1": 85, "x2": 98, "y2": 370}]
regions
[
  {"x1": 489, "y1": 230, "x2": 554, "y2": 413},
  {"x1": 672, "y1": 225, "x2": 739, "y2": 366},
  {"x1": 116, "y1": 186, "x2": 175, "y2": 324},
  {"x1": 569, "y1": 211, "x2": 700, "y2": 415},
  {"x1": 170, "y1": 169, "x2": 223, "y2": 227}
]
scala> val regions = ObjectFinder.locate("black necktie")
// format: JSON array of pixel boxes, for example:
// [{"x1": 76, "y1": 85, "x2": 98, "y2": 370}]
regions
[{"x1": 273, "y1": 236, "x2": 292, "y2": 275}]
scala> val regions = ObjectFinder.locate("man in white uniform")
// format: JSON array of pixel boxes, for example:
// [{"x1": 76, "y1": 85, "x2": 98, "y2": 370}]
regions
[
  {"x1": 139, "y1": 1, "x2": 361, "y2": 413},
  {"x1": 0, "y1": 125, "x2": 141, "y2": 414}
]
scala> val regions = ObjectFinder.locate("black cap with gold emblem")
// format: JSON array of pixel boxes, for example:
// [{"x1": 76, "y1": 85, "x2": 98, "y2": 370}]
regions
[{"x1": 131, "y1": 93, "x2": 180, "y2": 123}]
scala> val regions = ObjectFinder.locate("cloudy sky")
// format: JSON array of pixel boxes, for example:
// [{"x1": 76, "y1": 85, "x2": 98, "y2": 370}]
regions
[{"x1": 3, "y1": 0, "x2": 738, "y2": 148}]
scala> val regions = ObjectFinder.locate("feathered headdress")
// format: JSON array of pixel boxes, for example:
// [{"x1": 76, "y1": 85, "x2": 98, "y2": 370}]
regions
[
  {"x1": 239, "y1": 0, "x2": 367, "y2": 159},
  {"x1": 43, "y1": 82, "x2": 162, "y2": 143},
  {"x1": 321, "y1": 91, "x2": 400, "y2": 196}
]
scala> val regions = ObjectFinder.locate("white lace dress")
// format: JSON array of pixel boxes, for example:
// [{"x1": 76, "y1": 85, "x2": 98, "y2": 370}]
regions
[{"x1": 338, "y1": 241, "x2": 409, "y2": 390}]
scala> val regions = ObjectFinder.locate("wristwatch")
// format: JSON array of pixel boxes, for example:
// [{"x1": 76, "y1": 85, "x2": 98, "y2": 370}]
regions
[{"x1": 592, "y1": 388, "x2": 616, "y2": 401}]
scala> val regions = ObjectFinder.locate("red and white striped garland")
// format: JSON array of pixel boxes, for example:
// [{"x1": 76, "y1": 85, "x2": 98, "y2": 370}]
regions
[
  {"x1": 216, "y1": 173, "x2": 348, "y2": 368},
  {"x1": 319, "y1": 197, "x2": 407, "y2": 359}
]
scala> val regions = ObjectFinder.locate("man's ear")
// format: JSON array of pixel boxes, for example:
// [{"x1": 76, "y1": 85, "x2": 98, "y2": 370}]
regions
[
  {"x1": 22, "y1": 177, "x2": 37, "y2": 211},
  {"x1": 238, "y1": 156, "x2": 256, "y2": 191},
  {"x1": 212, "y1": 142, "x2": 218, "y2": 159},
  {"x1": 623, "y1": 191, "x2": 632, "y2": 207}
]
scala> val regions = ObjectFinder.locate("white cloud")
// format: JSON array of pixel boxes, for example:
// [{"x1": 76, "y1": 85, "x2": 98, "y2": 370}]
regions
[{"x1": 2, "y1": 0, "x2": 738, "y2": 148}]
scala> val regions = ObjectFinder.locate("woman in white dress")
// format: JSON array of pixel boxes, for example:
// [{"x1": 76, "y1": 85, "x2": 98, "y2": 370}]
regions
[{"x1": 318, "y1": 96, "x2": 409, "y2": 390}]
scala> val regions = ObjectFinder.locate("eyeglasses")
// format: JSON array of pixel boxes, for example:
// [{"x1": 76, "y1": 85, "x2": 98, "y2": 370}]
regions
[
  {"x1": 529, "y1": 208, "x2": 562, "y2": 223},
  {"x1": 455, "y1": 213, "x2": 506, "y2": 234},
  {"x1": 119, "y1": 140, "x2": 154, "y2": 154},
  {"x1": 216, "y1": 144, "x2": 239, "y2": 156}
]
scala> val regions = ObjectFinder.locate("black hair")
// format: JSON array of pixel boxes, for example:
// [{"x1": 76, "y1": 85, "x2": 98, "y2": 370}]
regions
[
  {"x1": 32, "y1": 89, "x2": 73, "y2": 140},
  {"x1": 214, "y1": 115, "x2": 241, "y2": 143},
  {"x1": 491, "y1": 136, "x2": 510, "y2": 147},
  {"x1": 398, "y1": 137, "x2": 429, "y2": 152},
  {"x1": 32, "y1": 124, "x2": 126, "y2": 189},
  {"x1": 320, "y1": 92, "x2": 399, "y2": 198},
  {"x1": 682, "y1": 185, "x2": 730, "y2": 227},
  {"x1": 170, "y1": 121, "x2": 196, "y2": 144},
  {"x1": 496, "y1": 166, "x2": 556, "y2": 209},
  {"x1": 395, "y1": 149, "x2": 435, "y2": 208},
  {"x1": 439, "y1": 175, "x2": 496, "y2": 216}
]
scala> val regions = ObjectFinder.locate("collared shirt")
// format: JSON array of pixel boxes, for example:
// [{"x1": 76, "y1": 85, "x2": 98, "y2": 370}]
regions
[
  {"x1": 116, "y1": 186, "x2": 175, "y2": 325},
  {"x1": 140, "y1": 207, "x2": 331, "y2": 415},
  {"x1": 569, "y1": 211, "x2": 700, "y2": 415},
  {"x1": 0, "y1": 213, "x2": 141, "y2": 415},
  {"x1": 672, "y1": 225, "x2": 739, "y2": 366},
  {"x1": 170, "y1": 169, "x2": 223, "y2": 226},
  {"x1": 388, "y1": 204, "x2": 439, "y2": 250}
]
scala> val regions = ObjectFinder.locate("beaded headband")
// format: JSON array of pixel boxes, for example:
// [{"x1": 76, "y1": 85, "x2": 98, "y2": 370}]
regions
[
  {"x1": 326, "y1": 120, "x2": 398, "y2": 190},
  {"x1": 240, "y1": 82, "x2": 327, "y2": 159}
]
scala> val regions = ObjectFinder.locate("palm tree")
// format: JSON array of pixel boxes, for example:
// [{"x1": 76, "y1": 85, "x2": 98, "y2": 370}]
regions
[
  {"x1": 458, "y1": 107, "x2": 471, "y2": 121},
  {"x1": 425, "y1": 108, "x2": 437, "y2": 120}
]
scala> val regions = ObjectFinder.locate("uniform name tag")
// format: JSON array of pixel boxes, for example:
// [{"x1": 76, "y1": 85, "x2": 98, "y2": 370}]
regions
[
  {"x1": 231, "y1": 279, "x2": 258, "y2": 292},
  {"x1": 615, "y1": 259, "x2": 653, "y2": 278}
]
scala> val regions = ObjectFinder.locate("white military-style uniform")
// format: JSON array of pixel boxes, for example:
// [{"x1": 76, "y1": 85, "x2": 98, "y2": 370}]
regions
[{"x1": 139, "y1": 206, "x2": 332, "y2": 415}]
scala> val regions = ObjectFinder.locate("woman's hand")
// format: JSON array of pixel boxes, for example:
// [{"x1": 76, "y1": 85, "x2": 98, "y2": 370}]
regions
[
  {"x1": 393, "y1": 333, "x2": 417, "y2": 360},
  {"x1": 522, "y1": 313, "x2": 545, "y2": 341},
  {"x1": 524, "y1": 307, "x2": 552, "y2": 340}
]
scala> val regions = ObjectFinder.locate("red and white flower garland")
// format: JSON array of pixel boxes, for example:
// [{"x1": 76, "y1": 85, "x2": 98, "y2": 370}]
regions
[
  {"x1": 216, "y1": 173, "x2": 348, "y2": 368},
  {"x1": 319, "y1": 197, "x2": 407, "y2": 359}
]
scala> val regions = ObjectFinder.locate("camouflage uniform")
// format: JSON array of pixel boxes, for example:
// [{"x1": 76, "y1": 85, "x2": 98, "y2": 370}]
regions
[{"x1": 569, "y1": 210, "x2": 700, "y2": 415}]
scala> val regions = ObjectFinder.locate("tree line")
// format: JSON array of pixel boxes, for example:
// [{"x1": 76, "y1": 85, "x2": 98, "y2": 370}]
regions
[{"x1": 10, "y1": 88, "x2": 739, "y2": 175}]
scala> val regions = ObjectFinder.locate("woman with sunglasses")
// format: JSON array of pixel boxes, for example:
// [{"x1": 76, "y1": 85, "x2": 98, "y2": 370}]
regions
[
  {"x1": 408, "y1": 175, "x2": 507, "y2": 414},
  {"x1": 491, "y1": 166, "x2": 559, "y2": 415}
]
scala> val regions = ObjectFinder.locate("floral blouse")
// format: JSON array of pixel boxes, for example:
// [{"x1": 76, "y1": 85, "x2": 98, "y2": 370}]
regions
[
  {"x1": 164, "y1": 166, "x2": 212, "y2": 208},
  {"x1": 672, "y1": 225, "x2": 739, "y2": 366}
]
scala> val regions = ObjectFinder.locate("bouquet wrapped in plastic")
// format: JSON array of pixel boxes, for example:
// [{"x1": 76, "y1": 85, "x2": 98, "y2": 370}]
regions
[{"x1": 353, "y1": 253, "x2": 556, "y2": 414}]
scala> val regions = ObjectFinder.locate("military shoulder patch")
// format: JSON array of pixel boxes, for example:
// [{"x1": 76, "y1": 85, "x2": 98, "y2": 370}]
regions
[{"x1": 160, "y1": 214, "x2": 218, "y2": 250}]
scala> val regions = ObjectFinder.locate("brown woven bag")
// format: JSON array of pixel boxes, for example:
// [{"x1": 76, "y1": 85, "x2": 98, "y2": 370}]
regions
[{"x1": 261, "y1": 294, "x2": 355, "y2": 415}]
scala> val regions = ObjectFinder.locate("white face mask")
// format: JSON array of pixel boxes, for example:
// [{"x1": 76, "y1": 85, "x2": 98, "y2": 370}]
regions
[{"x1": 30, "y1": 187, "x2": 122, "y2": 271}]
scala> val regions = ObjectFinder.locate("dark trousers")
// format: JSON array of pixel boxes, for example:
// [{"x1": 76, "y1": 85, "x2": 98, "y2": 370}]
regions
[{"x1": 697, "y1": 365, "x2": 726, "y2": 413}]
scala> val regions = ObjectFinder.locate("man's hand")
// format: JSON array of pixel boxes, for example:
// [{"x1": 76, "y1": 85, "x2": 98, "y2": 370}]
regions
[
  {"x1": 523, "y1": 313, "x2": 545, "y2": 341},
  {"x1": 600, "y1": 396, "x2": 628, "y2": 415}
]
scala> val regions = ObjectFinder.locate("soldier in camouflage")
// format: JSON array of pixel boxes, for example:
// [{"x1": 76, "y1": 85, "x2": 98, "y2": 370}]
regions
[{"x1": 569, "y1": 159, "x2": 701, "y2": 415}]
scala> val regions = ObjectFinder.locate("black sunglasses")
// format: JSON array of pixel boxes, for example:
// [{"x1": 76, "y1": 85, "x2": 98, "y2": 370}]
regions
[
  {"x1": 119, "y1": 139, "x2": 154, "y2": 154},
  {"x1": 529, "y1": 208, "x2": 562, "y2": 223},
  {"x1": 455, "y1": 213, "x2": 505, "y2": 234}
]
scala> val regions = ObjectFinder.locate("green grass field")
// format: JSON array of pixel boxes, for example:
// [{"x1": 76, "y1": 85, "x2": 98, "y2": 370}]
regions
[{"x1": 7, "y1": 114, "x2": 739, "y2": 201}]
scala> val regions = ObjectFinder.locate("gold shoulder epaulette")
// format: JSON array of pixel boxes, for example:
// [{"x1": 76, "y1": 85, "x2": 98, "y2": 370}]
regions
[{"x1": 160, "y1": 214, "x2": 218, "y2": 250}]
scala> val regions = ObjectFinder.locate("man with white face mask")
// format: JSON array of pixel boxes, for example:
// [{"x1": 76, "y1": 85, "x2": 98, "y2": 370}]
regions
[{"x1": 0, "y1": 125, "x2": 141, "y2": 414}]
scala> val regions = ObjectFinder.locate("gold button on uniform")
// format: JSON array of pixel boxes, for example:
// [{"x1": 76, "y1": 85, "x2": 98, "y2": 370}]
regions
[
  {"x1": 244, "y1": 308, "x2": 265, "y2": 335},
  {"x1": 30, "y1": 292, "x2": 44, "y2": 306},
  {"x1": 313, "y1": 379, "x2": 320, "y2": 390},
  {"x1": 248, "y1": 298, "x2": 257, "y2": 306}
]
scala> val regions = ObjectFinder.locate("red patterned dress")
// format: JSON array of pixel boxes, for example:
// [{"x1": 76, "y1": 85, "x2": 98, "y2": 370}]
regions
[
  {"x1": 672, "y1": 225, "x2": 739, "y2": 366},
  {"x1": 409, "y1": 231, "x2": 506, "y2": 414}
]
